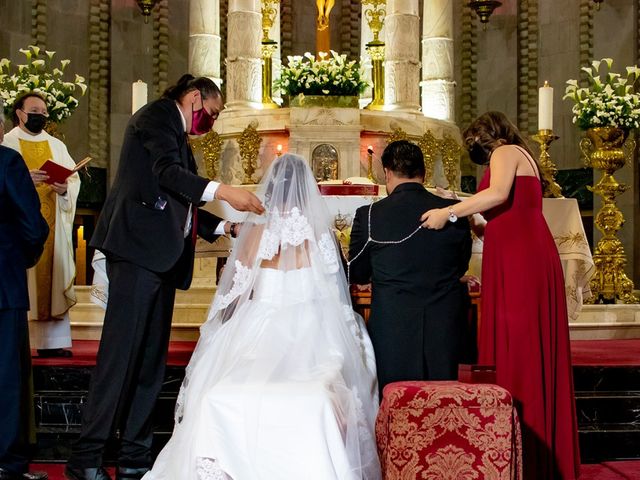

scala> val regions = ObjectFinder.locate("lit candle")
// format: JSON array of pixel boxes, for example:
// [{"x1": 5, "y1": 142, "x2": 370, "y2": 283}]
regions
[
  {"x1": 132, "y1": 80, "x2": 148, "y2": 115},
  {"x1": 538, "y1": 81, "x2": 553, "y2": 131},
  {"x1": 276, "y1": 144, "x2": 283, "y2": 156},
  {"x1": 367, "y1": 145, "x2": 374, "y2": 154}
]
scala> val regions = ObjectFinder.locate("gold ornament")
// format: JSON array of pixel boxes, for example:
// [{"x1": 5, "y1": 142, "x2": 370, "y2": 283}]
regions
[
  {"x1": 238, "y1": 122, "x2": 263, "y2": 184},
  {"x1": 362, "y1": 0, "x2": 386, "y2": 110},
  {"x1": 190, "y1": 130, "x2": 223, "y2": 180},
  {"x1": 580, "y1": 126, "x2": 637, "y2": 303},
  {"x1": 416, "y1": 130, "x2": 438, "y2": 187},
  {"x1": 531, "y1": 129, "x2": 563, "y2": 198},
  {"x1": 439, "y1": 134, "x2": 462, "y2": 190},
  {"x1": 387, "y1": 126, "x2": 408, "y2": 144}
]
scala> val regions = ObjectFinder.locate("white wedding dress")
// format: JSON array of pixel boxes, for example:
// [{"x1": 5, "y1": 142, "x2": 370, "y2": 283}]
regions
[{"x1": 144, "y1": 155, "x2": 381, "y2": 480}]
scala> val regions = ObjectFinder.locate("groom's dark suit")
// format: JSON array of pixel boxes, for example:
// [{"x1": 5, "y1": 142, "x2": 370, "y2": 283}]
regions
[
  {"x1": 0, "y1": 146, "x2": 48, "y2": 475},
  {"x1": 70, "y1": 98, "x2": 224, "y2": 470},
  {"x1": 349, "y1": 182, "x2": 472, "y2": 391}
]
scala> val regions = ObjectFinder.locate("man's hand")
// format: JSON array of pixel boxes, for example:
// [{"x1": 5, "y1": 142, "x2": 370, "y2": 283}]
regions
[
  {"x1": 30, "y1": 169, "x2": 49, "y2": 186},
  {"x1": 215, "y1": 184, "x2": 265, "y2": 214},
  {"x1": 51, "y1": 181, "x2": 68, "y2": 196}
]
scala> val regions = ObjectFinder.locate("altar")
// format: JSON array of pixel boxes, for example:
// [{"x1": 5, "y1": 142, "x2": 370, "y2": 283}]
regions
[{"x1": 201, "y1": 192, "x2": 594, "y2": 324}]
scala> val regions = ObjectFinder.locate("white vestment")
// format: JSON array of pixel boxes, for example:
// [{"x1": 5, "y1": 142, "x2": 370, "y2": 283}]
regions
[{"x1": 3, "y1": 126, "x2": 80, "y2": 349}]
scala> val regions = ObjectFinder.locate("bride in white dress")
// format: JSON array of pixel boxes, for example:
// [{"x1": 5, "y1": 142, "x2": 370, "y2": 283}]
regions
[{"x1": 144, "y1": 154, "x2": 381, "y2": 480}]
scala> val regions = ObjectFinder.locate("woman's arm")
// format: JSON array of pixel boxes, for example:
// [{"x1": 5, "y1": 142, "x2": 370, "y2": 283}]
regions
[{"x1": 421, "y1": 145, "x2": 519, "y2": 229}]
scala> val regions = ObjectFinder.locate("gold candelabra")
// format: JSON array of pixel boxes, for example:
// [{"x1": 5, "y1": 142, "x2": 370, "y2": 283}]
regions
[
  {"x1": 362, "y1": 0, "x2": 386, "y2": 110},
  {"x1": 261, "y1": 0, "x2": 279, "y2": 109},
  {"x1": 531, "y1": 129, "x2": 563, "y2": 198},
  {"x1": 581, "y1": 126, "x2": 637, "y2": 303}
]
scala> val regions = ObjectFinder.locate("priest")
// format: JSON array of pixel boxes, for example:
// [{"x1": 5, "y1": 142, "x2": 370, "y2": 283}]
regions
[{"x1": 2, "y1": 92, "x2": 80, "y2": 358}]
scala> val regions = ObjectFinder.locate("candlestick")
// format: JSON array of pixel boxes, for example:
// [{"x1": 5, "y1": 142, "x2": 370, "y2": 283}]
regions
[
  {"x1": 132, "y1": 80, "x2": 148, "y2": 115},
  {"x1": 366, "y1": 145, "x2": 375, "y2": 182},
  {"x1": 531, "y1": 129, "x2": 562, "y2": 198},
  {"x1": 538, "y1": 81, "x2": 553, "y2": 131},
  {"x1": 276, "y1": 144, "x2": 283, "y2": 156}
]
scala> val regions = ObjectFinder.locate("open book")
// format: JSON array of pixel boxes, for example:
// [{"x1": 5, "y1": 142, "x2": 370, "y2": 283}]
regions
[{"x1": 40, "y1": 156, "x2": 91, "y2": 184}]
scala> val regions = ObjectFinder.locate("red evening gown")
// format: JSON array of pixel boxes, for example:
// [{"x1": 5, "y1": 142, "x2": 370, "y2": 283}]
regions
[{"x1": 477, "y1": 165, "x2": 580, "y2": 480}]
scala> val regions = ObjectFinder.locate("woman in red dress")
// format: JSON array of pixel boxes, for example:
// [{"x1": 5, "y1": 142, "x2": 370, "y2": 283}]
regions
[{"x1": 421, "y1": 111, "x2": 580, "y2": 479}]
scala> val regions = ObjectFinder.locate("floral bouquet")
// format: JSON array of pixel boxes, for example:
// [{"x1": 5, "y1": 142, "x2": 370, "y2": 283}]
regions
[
  {"x1": 564, "y1": 58, "x2": 640, "y2": 130},
  {"x1": 275, "y1": 50, "x2": 368, "y2": 97},
  {"x1": 0, "y1": 45, "x2": 87, "y2": 124}
]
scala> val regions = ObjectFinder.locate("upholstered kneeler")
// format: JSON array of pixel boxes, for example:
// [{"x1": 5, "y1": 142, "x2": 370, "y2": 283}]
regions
[{"x1": 376, "y1": 381, "x2": 522, "y2": 480}]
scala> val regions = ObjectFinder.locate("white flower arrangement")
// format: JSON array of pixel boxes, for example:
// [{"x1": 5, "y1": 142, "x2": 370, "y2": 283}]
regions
[
  {"x1": 564, "y1": 58, "x2": 640, "y2": 130},
  {"x1": 275, "y1": 50, "x2": 368, "y2": 97},
  {"x1": 0, "y1": 45, "x2": 87, "y2": 124}
]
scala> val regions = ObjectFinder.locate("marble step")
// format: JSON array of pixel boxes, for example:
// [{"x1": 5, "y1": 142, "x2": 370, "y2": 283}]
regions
[
  {"x1": 578, "y1": 425, "x2": 640, "y2": 463},
  {"x1": 575, "y1": 391, "x2": 640, "y2": 426},
  {"x1": 571, "y1": 304, "x2": 640, "y2": 340},
  {"x1": 573, "y1": 366, "x2": 640, "y2": 392}
]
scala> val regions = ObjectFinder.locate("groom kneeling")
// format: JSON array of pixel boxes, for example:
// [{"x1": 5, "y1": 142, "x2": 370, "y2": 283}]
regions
[{"x1": 348, "y1": 140, "x2": 473, "y2": 393}]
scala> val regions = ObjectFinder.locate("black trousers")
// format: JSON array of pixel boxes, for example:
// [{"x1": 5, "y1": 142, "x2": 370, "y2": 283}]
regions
[
  {"x1": 69, "y1": 257, "x2": 176, "y2": 468},
  {"x1": 0, "y1": 309, "x2": 30, "y2": 474}
]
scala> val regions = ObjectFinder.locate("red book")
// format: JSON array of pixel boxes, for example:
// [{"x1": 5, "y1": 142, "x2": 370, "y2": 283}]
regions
[{"x1": 40, "y1": 157, "x2": 91, "y2": 184}]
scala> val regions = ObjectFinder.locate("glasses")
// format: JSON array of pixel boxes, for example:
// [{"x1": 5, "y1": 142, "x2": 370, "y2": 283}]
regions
[{"x1": 21, "y1": 108, "x2": 49, "y2": 117}]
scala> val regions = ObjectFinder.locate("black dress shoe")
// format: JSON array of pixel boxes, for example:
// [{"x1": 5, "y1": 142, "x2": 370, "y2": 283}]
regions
[
  {"x1": 0, "y1": 468, "x2": 48, "y2": 480},
  {"x1": 116, "y1": 467, "x2": 149, "y2": 480},
  {"x1": 64, "y1": 465, "x2": 111, "y2": 480}
]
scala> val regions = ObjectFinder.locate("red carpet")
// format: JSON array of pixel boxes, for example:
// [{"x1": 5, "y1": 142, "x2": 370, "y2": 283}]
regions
[
  {"x1": 32, "y1": 338, "x2": 640, "y2": 368},
  {"x1": 31, "y1": 461, "x2": 640, "y2": 480},
  {"x1": 32, "y1": 340, "x2": 196, "y2": 367},
  {"x1": 570, "y1": 339, "x2": 640, "y2": 366}
]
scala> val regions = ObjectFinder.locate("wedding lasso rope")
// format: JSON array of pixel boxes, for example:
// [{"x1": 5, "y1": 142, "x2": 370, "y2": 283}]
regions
[{"x1": 346, "y1": 202, "x2": 423, "y2": 283}]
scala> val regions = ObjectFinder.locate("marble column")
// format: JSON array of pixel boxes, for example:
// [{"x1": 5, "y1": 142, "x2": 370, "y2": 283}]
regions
[
  {"x1": 189, "y1": 0, "x2": 222, "y2": 86},
  {"x1": 226, "y1": 0, "x2": 262, "y2": 109},
  {"x1": 384, "y1": 0, "x2": 420, "y2": 111},
  {"x1": 421, "y1": 0, "x2": 454, "y2": 121}
]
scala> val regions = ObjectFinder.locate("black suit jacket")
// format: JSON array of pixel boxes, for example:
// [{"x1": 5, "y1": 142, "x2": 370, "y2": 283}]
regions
[
  {"x1": 0, "y1": 145, "x2": 49, "y2": 310},
  {"x1": 90, "y1": 98, "x2": 223, "y2": 289},
  {"x1": 348, "y1": 182, "x2": 472, "y2": 385}
]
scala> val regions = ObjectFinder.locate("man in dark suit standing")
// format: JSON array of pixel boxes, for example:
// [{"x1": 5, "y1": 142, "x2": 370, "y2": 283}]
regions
[
  {"x1": 65, "y1": 75, "x2": 264, "y2": 480},
  {"x1": 0, "y1": 104, "x2": 50, "y2": 480},
  {"x1": 348, "y1": 140, "x2": 472, "y2": 393}
]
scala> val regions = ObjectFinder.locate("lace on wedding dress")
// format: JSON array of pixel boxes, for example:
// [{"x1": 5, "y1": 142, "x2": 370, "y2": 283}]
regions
[{"x1": 196, "y1": 457, "x2": 232, "y2": 480}]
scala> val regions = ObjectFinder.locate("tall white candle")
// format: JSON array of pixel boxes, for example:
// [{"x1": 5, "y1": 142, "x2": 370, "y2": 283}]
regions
[
  {"x1": 132, "y1": 80, "x2": 148, "y2": 115},
  {"x1": 538, "y1": 81, "x2": 553, "y2": 131}
]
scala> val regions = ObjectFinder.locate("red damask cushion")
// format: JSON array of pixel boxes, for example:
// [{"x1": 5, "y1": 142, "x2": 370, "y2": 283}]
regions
[{"x1": 376, "y1": 381, "x2": 522, "y2": 480}]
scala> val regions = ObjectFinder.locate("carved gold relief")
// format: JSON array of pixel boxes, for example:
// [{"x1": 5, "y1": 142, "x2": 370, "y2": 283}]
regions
[
  {"x1": 387, "y1": 127, "x2": 408, "y2": 144},
  {"x1": 190, "y1": 130, "x2": 223, "y2": 180},
  {"x1": 238, "y1": 122, "x2": 262, "y2": 184},
  {"x1": 416, "y1": 130, "x2": 437, "y2": 187},
  {"x1": 439, "y1": 134, "x2": 461, "y2": 190}
]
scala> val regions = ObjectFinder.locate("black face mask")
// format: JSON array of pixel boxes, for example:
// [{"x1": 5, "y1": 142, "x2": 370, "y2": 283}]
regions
[
  {"x1": 23, "y1": 112, "x2": 48, "y2": 134},
  {"x1": 468, "y1": 142, "x2": 489, "y2": 165}
]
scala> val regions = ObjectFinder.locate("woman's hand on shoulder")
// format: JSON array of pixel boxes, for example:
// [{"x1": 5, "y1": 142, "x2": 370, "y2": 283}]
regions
[{"x1": 420, "y1": 207, "x2": 449, "y2": 230}]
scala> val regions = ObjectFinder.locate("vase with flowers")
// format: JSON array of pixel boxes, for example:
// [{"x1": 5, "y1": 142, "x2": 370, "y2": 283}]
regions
[
  {"x1": 275, "y1": 50, "x2": 368, "y2": 108},
  {"x1": 0, "y1": 45, "x2": 87, "y2": 132},
  {"x1": 564, "y1": 58, "x2": 640, "y2": 303}
]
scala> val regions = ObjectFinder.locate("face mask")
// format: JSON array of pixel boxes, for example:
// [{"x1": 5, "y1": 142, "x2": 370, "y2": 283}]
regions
[
  {"x1": 468, "y1": 142, "x2": 488, "y2": 165},
  {"x1": 189, "y1": 96, "x2": 215, "y2": 135},
  {"x1": 23, "y1": 112, "x2": 48, "y2": 134}
]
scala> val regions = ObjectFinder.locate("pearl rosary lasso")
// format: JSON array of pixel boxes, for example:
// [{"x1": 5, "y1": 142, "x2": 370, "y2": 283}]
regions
[{"x1": 347, "y1": 202, "x2": 422, "y2": 283}]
